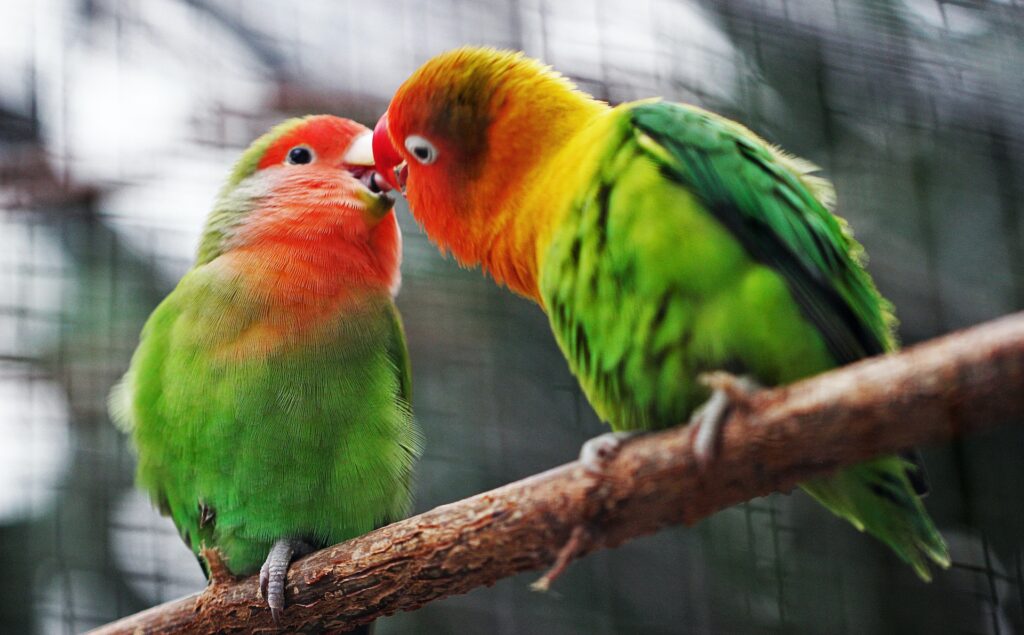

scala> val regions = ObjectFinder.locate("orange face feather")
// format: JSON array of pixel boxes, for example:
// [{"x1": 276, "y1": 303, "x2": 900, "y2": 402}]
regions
[
  {"x1": 375, "y1": 48, "x2": 605, "y2": 300},
  {"x1": 201, "y1": 115, "x2": 400, "y2": 357}
]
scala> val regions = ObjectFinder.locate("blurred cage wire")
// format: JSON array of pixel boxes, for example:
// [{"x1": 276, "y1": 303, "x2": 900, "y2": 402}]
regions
[{"x1": 1, "y1": 0, "x2": 1023, "y2": 633}]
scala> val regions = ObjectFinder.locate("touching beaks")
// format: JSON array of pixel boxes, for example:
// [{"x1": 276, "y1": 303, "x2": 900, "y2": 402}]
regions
[
  {"x1": 342, "y1": 132, "x2": 393, "y2": 196},
  {"x1": 342, "y1": 132, "x2": 375, "y2": 166},
  {"x1": 373, "y1": 113, "x2": 408, "y2": 192}
]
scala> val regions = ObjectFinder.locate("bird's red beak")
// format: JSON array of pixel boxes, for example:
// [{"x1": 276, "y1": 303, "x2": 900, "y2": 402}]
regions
[{"x1": 373, "y1": 113, "x2": 407, "y2": 192}]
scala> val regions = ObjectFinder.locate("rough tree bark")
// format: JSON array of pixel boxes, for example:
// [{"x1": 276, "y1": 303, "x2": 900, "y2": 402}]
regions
[{"x1": 89, "y1": 313, "x2": 1024, "y2": 634}]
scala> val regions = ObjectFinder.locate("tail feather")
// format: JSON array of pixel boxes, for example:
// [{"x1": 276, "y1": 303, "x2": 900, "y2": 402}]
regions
[
  {"x1": 900, "y1": 448, "x2": 931, "y2": 496},
  {"x1": 801, "y1": 456, "x2": 950, "y2": 581}
]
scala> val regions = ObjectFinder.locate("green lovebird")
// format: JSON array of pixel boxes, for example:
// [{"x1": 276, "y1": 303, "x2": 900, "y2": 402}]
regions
[
  {"x1": 110, "y1": 115, "x2": 420, "y2": 617},
  {"x1": 371, "y1": 47, "x2": 949, "y2": 579}
]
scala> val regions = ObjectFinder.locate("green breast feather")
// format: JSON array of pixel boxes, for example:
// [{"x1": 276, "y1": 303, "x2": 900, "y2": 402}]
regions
[
  {"x1": 539, "y1": 100, "x2": 947, "y2": 579},
  {"x1": 111, "y1": 266, "x2": 419, "y2": 575}
]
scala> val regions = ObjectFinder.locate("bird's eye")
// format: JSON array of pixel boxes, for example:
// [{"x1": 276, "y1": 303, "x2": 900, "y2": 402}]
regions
[
  {"x1": 404, "y1": 135, "x2": 438, "y2": 165},
  {"x1": 286, "y1": 146, "x2": 314, "y2": 165}
]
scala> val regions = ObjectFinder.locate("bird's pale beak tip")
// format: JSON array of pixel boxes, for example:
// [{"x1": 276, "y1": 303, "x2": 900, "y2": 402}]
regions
[{"x1": 342, "y1": 132, "x2": 375, "y2": 166}]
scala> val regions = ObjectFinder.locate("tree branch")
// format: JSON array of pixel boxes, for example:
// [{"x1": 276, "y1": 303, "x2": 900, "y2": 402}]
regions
[{"x1": 89, "y1": 313, "x2": 1024, "y2": 634}]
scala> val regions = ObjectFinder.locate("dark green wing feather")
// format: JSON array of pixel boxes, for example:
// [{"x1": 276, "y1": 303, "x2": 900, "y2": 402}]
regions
[
  {"x1": 630, "y1": 101, "x2": 894, "y2": 365},
  {"x1": 630, "y1": 102, "x2": 930, "y2": 495},
  {"x1": 626, "y1": 103, "x2": 945, "y2": 568},
  {"x1": 384, "y1": 301, "x2": 413, "y2": 406},
  {"x1": 382, "y1": 300, "x2": 417, "y2": 524}
]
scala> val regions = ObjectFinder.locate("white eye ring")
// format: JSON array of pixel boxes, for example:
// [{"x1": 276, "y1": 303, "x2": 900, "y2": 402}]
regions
[{"x1": 404, "y1": 135, "x2": 439, "y2": 165}]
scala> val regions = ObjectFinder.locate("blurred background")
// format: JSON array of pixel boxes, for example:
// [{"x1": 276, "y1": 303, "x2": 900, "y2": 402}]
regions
[{"x1": 1, "y1": 0, "x2": 1023, "y2": 633}]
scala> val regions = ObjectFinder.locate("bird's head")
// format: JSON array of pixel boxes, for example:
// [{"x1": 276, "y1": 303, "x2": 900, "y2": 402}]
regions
[
  {"x1": 373, "y1": 47, "x2": 602, "y2": 268},
  {"x1": 199, "y1": 115, "x2": 401, "y2": 294}
]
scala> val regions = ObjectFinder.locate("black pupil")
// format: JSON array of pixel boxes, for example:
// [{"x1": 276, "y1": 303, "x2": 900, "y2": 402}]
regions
[
  {"x1": 414, "y1": 146, "x2": 430, "y2": 160},
  {"x1": 288, "y1": 147, "x2": 312, "y2": 164}
]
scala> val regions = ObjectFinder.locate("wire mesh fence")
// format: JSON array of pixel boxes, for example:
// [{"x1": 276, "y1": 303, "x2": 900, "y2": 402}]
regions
[{"x1": 1, "y1": 0, "x2": 1023, "y2": 632}]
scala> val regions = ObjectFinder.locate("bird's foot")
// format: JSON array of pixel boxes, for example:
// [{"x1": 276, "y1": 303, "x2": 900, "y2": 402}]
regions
[
  {"x1": 259, "y1": 538, "x2": 315, "y2": 623},
  {"x1": 578, "y1": 431, "x2": 642, "y2": 474},
  {"x1": 690, "y1": 372, "x2": 761, "y2": 466}
]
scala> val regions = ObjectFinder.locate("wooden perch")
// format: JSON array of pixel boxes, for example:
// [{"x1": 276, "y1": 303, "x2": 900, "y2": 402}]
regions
[{"x1": 89, "y1": 313, "x2": 1024, "y2": 634}]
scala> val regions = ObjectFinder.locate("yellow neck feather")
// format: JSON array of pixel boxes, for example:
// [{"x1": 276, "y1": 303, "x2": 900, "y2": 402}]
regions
[{"x1": 474, "y1": 89, "x2": 608, "y2": 301}]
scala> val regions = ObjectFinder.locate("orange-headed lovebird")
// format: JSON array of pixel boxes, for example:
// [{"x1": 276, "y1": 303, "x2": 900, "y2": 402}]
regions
[{"x1": 371, "y1": 47, "x2": 947, "y2": 580}]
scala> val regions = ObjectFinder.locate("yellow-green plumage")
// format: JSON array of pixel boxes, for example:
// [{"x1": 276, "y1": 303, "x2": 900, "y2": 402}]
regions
[
  {"x1": 540, "y1": 101, "x2": 948, "y2": 579},
  {"x1": 381, "y1": 47, "x2": 948, "y2": 581}
]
